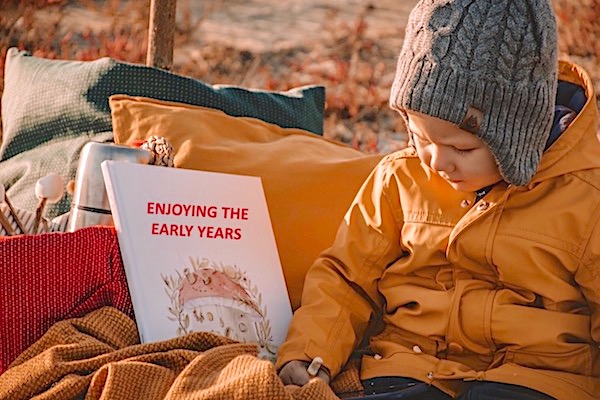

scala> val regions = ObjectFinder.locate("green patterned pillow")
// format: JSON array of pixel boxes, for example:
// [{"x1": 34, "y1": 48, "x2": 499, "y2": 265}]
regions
[
  {"x1": 0, "y1": 131, "x2": 114, "y2": 219},
  {"x1": 1, "y1": 48, "x2": 325, "y2": 160},
  {"x1": 0, "y1": 48, "x2": 326, "y2": 218}
]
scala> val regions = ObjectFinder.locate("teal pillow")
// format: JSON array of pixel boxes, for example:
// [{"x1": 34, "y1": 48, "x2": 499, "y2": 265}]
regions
[{"x1": 0, "y1": 48, "x2": 325, "y2": 218}]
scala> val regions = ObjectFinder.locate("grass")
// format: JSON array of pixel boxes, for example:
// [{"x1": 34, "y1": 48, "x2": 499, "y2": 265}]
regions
[{"x1": 1, "y1": 0, "x2": 598, "y2": 152}]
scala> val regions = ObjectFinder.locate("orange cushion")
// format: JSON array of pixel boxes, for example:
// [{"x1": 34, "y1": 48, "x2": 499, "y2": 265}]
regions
[{"x1": 110, "y1": 95, "x2": 383, "y2": 310}]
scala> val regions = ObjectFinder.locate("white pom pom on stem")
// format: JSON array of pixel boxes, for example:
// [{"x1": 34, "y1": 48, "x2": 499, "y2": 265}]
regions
[
  {"x1": 33, "y1": 174, "x2": 64, "y2": 234},
  {"x1": 35, "y1": 174, "x2": 64, "y2": 203}
]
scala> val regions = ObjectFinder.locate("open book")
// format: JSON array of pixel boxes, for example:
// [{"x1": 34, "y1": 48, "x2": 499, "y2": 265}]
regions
[{"x1": 101, "y1": 161, "x2": 292, "y2": 359}]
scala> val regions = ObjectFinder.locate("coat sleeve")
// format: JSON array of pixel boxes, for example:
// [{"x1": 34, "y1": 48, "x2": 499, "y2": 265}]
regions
[
  {"x1": 575, "y1": 209, "x2": 600, "y2": 343},
  {"x1": 275, "y1": 155, "x2": 406, "y2": 377}
]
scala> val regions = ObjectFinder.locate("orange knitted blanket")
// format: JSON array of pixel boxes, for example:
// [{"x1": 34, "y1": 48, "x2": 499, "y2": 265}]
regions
[{"x1": 0, "y1": 307, "x2": 362, "y2": 399}]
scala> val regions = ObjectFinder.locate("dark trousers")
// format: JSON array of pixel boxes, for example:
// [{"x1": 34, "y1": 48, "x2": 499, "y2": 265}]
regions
[{"x1": 361, "y1": 377, "x2": 555, "y2": 400}]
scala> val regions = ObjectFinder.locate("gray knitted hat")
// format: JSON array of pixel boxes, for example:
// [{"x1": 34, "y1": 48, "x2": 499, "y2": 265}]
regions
[{"x1": 390, "y1": 0, "x2": 558, "y2": 186}]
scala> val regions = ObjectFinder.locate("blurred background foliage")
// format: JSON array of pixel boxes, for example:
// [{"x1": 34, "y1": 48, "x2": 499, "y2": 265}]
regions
[{"x1": 1, "y1": 0, "x2": 598, "y2": 152}]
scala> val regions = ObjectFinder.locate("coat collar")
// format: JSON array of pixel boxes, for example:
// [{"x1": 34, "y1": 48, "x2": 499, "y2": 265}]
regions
[{"x1": 530, "y1": 61, "x2": 600, "y2": 185}]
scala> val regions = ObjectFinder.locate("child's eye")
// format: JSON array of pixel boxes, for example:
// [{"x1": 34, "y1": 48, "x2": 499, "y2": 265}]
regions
[{"x1": 454, "y1": 147, "x2": 474, "y2": 155}]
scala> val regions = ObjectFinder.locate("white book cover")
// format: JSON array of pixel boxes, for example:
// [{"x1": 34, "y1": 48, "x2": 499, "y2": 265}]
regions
[{"x1": 101, "y1": 160, "x2": 292, "y2": 359}]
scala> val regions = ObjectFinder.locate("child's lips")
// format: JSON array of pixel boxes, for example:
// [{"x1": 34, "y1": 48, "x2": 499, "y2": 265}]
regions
[{"x1": 437, "y1": 171, "x2": 462, "y2": 183}]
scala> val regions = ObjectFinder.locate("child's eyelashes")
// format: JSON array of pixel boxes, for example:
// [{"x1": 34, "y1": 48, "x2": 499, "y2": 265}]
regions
[
  {"x1": 453, "y1": 147, "x2": 474, "y2": 155},
  {"x1": 411, "y1": 133, "x2": 474, "y2": 155}
]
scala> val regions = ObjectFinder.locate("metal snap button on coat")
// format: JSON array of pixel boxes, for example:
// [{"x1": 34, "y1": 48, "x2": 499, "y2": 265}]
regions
[
  {"x1": 476, "y1": 201, "x2": 489, "y2": 211},
  {"x1": 460, "y1": 199, "x2": 471, "y2": 208}
]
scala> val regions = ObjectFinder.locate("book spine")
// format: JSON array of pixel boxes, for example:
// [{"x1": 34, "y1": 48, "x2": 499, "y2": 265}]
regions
[{"x1": 100, "y1": 161, "x2": 148, "y2": 343}]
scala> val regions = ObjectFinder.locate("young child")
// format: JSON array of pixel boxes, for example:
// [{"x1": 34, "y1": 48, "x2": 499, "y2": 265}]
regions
[{"x1": 276, "y1": 0, "x2": 600, "y2": 399}]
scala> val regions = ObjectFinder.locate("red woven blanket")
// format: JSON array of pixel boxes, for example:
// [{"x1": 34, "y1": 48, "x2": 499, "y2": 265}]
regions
[{"x1": 0, "y1": 226, "x2": 133, "y2": 373}]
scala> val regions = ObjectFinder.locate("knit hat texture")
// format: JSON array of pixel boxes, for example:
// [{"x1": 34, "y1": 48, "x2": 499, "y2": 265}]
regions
[{"x1": 390, "y1": 0, "x2": 558, "y2": 186}]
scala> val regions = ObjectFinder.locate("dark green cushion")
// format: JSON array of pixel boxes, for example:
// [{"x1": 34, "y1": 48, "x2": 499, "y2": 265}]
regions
[{"x1": 0, "y1": 48, "x2": 325, "y2": 218}]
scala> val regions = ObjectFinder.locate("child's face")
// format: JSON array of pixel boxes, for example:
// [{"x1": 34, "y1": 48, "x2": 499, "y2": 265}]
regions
[{"x1": 406, "y1": 110, "x2": 503, "y2": 192}]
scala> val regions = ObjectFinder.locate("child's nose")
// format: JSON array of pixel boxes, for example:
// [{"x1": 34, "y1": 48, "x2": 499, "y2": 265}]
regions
[{"x1": 429, "y1": 146, "x2": 454, "y2": 173}]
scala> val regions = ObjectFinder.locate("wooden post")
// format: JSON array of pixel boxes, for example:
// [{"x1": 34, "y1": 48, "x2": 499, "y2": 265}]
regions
[{"x1": 146, "y1": 0, "x2": 177, "y2": 70}]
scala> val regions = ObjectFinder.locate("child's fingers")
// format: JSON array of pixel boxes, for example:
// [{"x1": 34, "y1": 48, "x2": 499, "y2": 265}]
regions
[
  {"x1": 279, "y1": 360, "x2": 311, "y2": 386},
  {"x1": 315, "y1": 368, "x2": 330, "y2": 385}
]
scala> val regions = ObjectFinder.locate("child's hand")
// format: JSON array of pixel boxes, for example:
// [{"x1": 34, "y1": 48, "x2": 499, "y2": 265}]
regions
[{"x1": 278, "y1": 360, "x2": 330, "y2": 386}]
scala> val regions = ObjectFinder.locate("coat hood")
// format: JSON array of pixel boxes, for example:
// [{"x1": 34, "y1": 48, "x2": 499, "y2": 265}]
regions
[{"x1": 531, "y1": 61, "x2": 600, "y2": 185}]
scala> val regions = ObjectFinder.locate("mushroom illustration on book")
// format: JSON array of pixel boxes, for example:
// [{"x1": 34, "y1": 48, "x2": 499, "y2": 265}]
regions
[{"x1": 164, "y1": 257, "x2": 274, "y2": 352}]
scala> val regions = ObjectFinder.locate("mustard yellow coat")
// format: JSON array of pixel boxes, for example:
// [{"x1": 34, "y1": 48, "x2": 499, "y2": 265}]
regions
[{"x1": 276, "y1": 61, "x2": 600, "y2": 400}]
